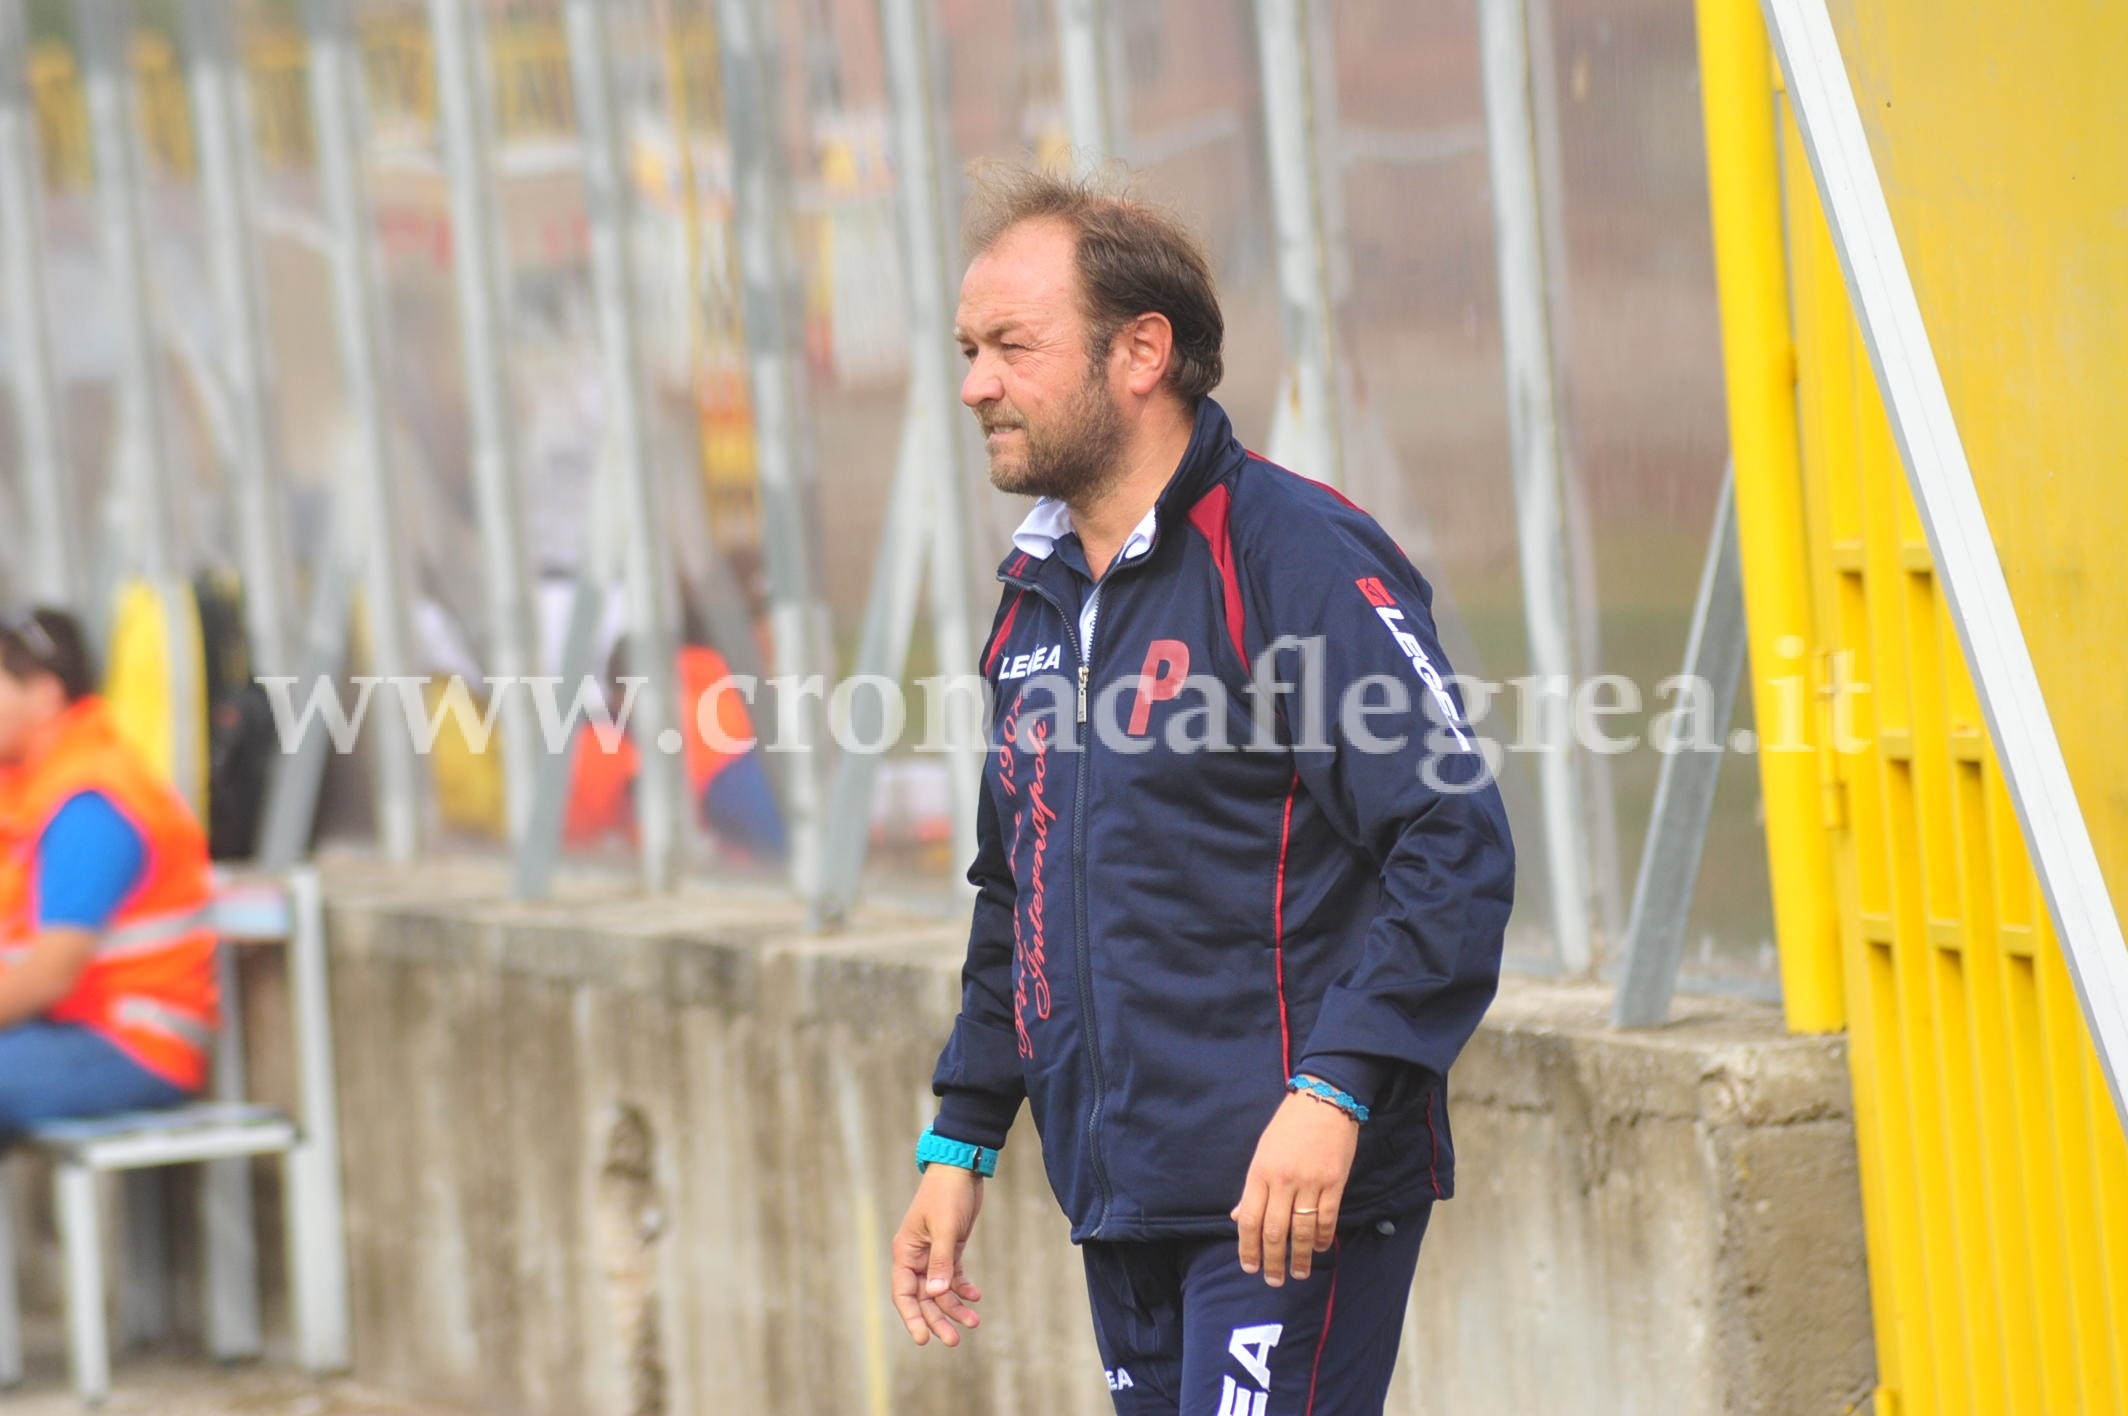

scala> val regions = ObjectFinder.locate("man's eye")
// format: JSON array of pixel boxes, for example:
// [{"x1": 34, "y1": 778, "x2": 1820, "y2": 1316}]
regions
[{"x1": 959, "y1": 346, "x2": 977, "y2": 361}]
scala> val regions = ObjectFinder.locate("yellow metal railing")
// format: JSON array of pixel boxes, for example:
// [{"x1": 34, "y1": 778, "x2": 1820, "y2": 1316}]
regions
[
  {"x1": 1699, "y1": 1, "x2": 2128, "y2": 1412},
  {"x1": 27, "y1": 43, "x2": 90, "y2": 187},
  {"x1": 27, "y1": 33, "x2": 196, "y2": 186},
  {"x1": 21, "y1": 14, "x2": 715, "y2": 184},
  {"x1": 243, "y1": 28, "x2": 314, "y2": 171}
]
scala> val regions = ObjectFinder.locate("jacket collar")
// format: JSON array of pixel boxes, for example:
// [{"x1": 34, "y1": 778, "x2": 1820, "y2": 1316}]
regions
[{"x1": 995, "y1": 397, "x2": 1245, "y2": 583}]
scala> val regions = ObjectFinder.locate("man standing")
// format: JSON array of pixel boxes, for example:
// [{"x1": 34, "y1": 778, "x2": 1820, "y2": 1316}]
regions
[{"x1": 890, "y1": 165, "x2": 1514, "y2": 1414}]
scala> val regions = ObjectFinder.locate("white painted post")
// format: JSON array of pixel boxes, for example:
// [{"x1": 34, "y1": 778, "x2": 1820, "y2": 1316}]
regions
[
  {"x1": 184, "y1": 0, "x2": 294, "y2": 678},
  {"x1": 1254, "y1": 0, "x2": 1345, "y2": 489},
  {"x1": 562, "y1": 0, "x2": 689, "y2": 891},
  {"x1": 1055, "y1": 0, "x2": 1115, "y2": 163},
  {"x1": 429, "y1": 0, "x2": 541, "y2": 842},
  {"x1": 303, "y1": 0, "x2": 425, "y2": 861},
  {"x1": 0, "y1": 0, "x2": 81, "y2": 608},
  {"x1": 715, "y1": 0, "x2": 829, "y2": 897},
  {"x1": 1479, "y1": 0, "x2": 1593, "y2": 973}
]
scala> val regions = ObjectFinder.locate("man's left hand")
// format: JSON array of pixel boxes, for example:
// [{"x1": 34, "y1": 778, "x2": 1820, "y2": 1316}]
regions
[{"x1": 1230, "y1": 1086, "x2": 1360, "y2": 1286}]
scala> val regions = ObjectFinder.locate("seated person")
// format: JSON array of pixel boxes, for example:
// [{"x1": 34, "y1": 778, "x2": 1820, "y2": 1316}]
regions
[
  {"x1": 0, "y1": 608, "x2": 218, "y2": 1147},
  {"x1": 566, "y1": 643, "x2": 788, "y2": 863}
]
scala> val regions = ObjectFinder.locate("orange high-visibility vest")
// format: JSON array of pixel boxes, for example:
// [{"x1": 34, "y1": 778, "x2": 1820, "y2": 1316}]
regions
[
  {"x1": 565, "y1": 647, "x2": 755, "y2": 844},
  {"x1": 0, "y1": 697, "x2": 219, "y2": 1090}
]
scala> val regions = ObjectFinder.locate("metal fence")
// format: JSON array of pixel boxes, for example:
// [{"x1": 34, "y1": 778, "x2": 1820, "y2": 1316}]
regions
[{"x1": 0, "y1": 0, "x2": 1767, "y2": 996}]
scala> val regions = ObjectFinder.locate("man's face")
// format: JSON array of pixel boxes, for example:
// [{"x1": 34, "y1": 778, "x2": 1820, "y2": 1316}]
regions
[{"x1": 956, "y1": 219, "x2": 1129, "y2": 502}]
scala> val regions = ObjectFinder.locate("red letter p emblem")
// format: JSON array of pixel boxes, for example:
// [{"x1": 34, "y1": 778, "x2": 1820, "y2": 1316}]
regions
[{"x1": 1126, "y1": 639, "x2": 1191, "y2": 736}]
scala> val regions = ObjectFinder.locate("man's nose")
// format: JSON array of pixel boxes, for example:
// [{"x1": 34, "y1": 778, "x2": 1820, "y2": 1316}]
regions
[{"x1": 961, "y1": 354, "x2": 1002, "y2": 409}]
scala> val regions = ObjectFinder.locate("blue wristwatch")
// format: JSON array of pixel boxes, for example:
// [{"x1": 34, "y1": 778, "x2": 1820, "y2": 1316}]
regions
[{"x1": 915, "y1": 1128, "x2": 998, "y2": 1177}]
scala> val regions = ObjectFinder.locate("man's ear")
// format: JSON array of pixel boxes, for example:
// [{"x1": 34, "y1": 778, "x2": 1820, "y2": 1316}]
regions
[{"x1": 1119, "y1": 312, "x2": 1175, "y2": 398}]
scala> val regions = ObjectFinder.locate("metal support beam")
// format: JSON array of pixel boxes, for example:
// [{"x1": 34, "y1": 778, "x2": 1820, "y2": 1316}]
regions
[
  {"x1": 1692, "y1": 0, "x2": 1841, "y2": 1030},
  {"x1": 1479, "y1": 0, "x2": 1593, "y2": 974},
  {"x1": 815, "y1": 0, "x2": 984, "y2": 922},
  {"x1": 886, "y1": 0, "x2": 982, "y2": 890},
  {"x1": 283, "y1": 868, "x2": 351, "y2": 1371},
  {"x1": 1254, "y1": 0, "x2": 1344, "y2": 489},
  {"x1": 256, "y1": 504, "x2": 361, "y2": 871},
  {"x1": 1524, "y1": 0, "x2": 1626, "y2": 951},
  {"x1": 184, "y1": 0, "x2": 293, "y2": 677},
  {"x1": 1613, "y1": 463, "x2": 1746, "y2": 1027},
  {"x1": 715, "y1": 0, "x2": 829, "y2": 898},
  {"x1": 429, "y1": 0, "x2": 540, "y2": 842},
  {"x1": 0, "y1": 0, "x2": 82, "y2": 608},
  {"x1": 816, "y1": 406, "x2": 937, "y2": 923},
  {"x1": 1055, "y1": 0, "x2": 1115, "y2": 163},
  {"x1": 80, "y1": 0, "x2": 179, "y2": 586},
  {"x1": 83, "y1": 0, "x2": 207, "y2": 811},
  {"x1": 1761, "y1": 0, "x2": 2128, "y2": 1125},
  {"x1": 563, "y1": 0, "x2": 688, "y2": 892},
  {"x1": 512, "y1": 563, "x2": 606, "y2": 900},
  {"x1": 304, "y1": 0, "x2": 423, "y2": 861}
]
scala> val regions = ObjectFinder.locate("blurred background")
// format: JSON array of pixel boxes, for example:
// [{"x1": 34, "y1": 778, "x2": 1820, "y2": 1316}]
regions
[{"x1": 0, "y1": 0, "x2": 1772, "y2": 996}]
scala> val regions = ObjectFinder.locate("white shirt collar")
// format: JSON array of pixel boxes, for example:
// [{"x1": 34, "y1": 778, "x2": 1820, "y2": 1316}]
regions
[{"x1": 1010, "y1": 497, "x2": 1159, "y2": 567}]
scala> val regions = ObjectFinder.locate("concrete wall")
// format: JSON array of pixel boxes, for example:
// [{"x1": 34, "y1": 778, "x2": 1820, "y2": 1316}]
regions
[
  {"x1": 5, "y1": 861, "x2": 1872, "y2": 1411},
  {"x1": 298, "y1": 862, "x2": 1872, "y2": 1416}
]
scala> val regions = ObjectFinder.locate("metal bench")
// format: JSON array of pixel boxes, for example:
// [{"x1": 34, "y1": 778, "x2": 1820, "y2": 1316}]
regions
[{"x1": 0, "y1": 867, "x2": 350, "y2": 1404}]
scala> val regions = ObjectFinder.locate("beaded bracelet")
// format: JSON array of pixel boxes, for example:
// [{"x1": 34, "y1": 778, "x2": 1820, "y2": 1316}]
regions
[{"x1": 1287, "y1": 1074, "x2": 1370, "y2": 1123}]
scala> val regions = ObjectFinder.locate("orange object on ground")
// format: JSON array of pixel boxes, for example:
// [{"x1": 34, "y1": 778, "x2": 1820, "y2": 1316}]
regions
[
  {"x1": 0, "y1": 698, "x2": 219, "y2": 1090},
  {"x1": 565, "y1": 647, "x2": 756, "y2": 844}
]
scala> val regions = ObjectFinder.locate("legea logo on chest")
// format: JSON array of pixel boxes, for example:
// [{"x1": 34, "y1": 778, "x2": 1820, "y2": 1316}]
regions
[{"x1": 998, "y1": 644, "x2": 1065, "y2": 681}]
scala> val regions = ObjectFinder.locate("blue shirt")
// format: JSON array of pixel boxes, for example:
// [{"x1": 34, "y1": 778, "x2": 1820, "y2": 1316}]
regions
[{"x1": 35, "y1": 792, "x2": 148, "y2": 931}]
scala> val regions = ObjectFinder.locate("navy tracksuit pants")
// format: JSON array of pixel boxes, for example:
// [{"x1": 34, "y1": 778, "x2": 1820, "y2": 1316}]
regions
[{"x1": 1082, "y1": 1204, "x2": 1432, "y2": 1415}]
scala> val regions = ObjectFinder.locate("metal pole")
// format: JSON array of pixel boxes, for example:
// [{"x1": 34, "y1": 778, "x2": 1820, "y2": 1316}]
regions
[
  {"x1": 184, "y1": 0, "x2": 294, "y2": 678},
  {"x1": 1692, "y1": 0, "x2": 1841, "y2": 1030},
  {"x1": 80, "y1": 0, "x2": 177, "y2": 587},
  {"x1": 882, "y1": 0, "x2": 981, "y2": 888},
  {"x1": 256, "y1": 495, "x2": 361, "y2": 871},
  {"x1": 83, "y1": 0, "x2": 209, "y2": 811},
  {"x1": 429, "y1": 0, "x2": 540, "y2": 843},
  {"x1": 1254, "y1": 0, "x2": 1344, "y2": 490},
  {"x1": 562, "y1": 0, "x2": 688, "y2": 892},
  {"x1": 1762, "y1": 0, "x2": 2128, "y2": 1125},
  {"x1": 304, "y1": 0, "x2": 423, "y2": 862},
  {"x1": 515, "y1": 432, "x2": 621, "y2": 900},
  {"x1": 1055, "y1": 0, "x2": 1115, "y2": 163},
  {"x1": 715, "y1": 0, "x2": 828, "y2": 897},
  {"x1": 815, "y1": 0, "x2": 991, "y2": 921},
  {"x1": 283, "y1": 867, "x2": 352, "y2": 1372},
  {"x1": 814, "y1": 405, "x2": 939, "y2": 924},
  {"x1": 512, "y1": 565, "x2": 606, "y2": 900},
  {"x1": 0, "y1": 0, "x2": 82, "y2": 608},
  {"x1": 1478, "y1": 0, "x2": 1593, "y2": 974},
  {"x1": 1613, "y1": 462, "x2": 1746, "y2": 1027},
  {"x1": 1524, "y1": 0, "x2": 1626, "y2": 948}
]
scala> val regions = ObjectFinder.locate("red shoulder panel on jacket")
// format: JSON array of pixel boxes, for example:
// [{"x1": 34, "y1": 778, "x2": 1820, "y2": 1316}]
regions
[{"x1": 1186, "y1": 483, "x2": 1248, "y2": 666}]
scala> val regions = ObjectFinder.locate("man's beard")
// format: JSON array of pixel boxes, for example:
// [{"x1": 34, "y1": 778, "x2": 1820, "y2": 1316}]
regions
[{"x1": 979, "y1": 359, "x2": 1129, "y2": 502}]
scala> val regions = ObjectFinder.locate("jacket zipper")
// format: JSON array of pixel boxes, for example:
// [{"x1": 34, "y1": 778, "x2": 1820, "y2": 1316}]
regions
[{"x1": 1003, "y1": 555, "x2": 1149, "y2": 1238}]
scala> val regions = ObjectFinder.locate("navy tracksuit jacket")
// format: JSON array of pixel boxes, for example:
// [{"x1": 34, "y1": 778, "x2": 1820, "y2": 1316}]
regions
[{"x1": 930, "y1": 396, "x2": 1515, "y2": 1244}]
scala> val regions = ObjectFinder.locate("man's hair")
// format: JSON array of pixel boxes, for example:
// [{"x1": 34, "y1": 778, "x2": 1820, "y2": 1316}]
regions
[
  {"x1": 0, "y1": 606, "x2": 95, "y2": 703},
  {"x1": 964, "y1": 159, "x2": 1225, "y2": 401}
]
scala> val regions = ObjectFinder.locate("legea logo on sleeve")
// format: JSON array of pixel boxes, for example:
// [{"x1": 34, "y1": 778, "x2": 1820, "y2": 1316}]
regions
[{"x1": 1355, "y1": 578, "x2": 1471, "y2": 750}]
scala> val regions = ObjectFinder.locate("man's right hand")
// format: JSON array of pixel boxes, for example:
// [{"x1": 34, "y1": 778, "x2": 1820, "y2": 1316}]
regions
[{"x1": 890, "y1": 1164, "x2": 986, "y2": 1347}]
